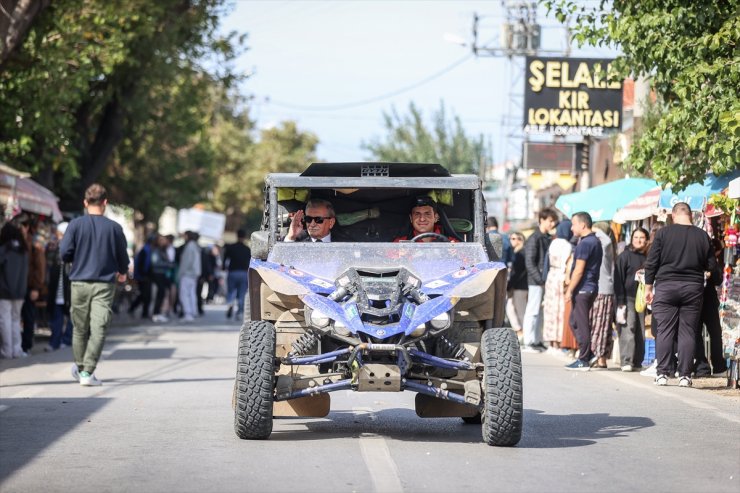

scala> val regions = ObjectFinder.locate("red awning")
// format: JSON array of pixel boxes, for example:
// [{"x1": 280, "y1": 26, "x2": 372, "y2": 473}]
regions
[{"x1": 0, "y1": 170, "x2": 63, "y2": 222}]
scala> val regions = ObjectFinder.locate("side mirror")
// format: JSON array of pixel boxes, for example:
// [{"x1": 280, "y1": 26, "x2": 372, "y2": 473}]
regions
[{"x1": 251, "y1": 230, "x2": 269, "y2": 260}]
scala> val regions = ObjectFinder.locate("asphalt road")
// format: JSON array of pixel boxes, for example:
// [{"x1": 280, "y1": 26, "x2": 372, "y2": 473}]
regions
[{"x1": 1, "y1": 307, "x2": 738, "y2": 493}]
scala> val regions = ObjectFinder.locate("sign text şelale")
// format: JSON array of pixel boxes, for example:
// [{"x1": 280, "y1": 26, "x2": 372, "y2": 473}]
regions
[{"x1": 523, "y1": 57, "x2": 623, "y2": 137}]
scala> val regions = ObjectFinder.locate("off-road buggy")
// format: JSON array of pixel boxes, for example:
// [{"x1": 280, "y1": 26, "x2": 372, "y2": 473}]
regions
[{"x1": 233, "y1": 162, "x2": 522, "y2": 446}]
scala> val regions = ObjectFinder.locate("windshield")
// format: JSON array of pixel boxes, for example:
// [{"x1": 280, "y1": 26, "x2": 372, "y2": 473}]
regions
[{"x1": 268, "y1": 242, "x2": 488, "y2": 281}]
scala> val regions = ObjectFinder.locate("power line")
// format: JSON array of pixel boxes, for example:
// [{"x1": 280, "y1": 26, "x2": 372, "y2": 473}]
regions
[{"x1": 267, "y1": 53, "x2": 474, "y2": 111}]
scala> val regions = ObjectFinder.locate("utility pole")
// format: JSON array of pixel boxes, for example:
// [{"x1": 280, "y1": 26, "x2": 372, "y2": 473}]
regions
[{"x1": 472, "y1": 1, "x2": 570, "y2": 224}]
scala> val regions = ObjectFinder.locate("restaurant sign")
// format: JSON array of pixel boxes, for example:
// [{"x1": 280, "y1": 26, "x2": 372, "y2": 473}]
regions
[{"x1": 523, "y1": 57, "x2": 623, "y2": 137}]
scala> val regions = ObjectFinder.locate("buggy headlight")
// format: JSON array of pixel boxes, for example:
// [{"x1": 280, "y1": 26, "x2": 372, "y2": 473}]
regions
[
  {"x1": 309, "y1": 308, "x2": 330, "y2": 328},
  {"x1": 429, "y1": 312, "x2": 450, "y2": 330}
]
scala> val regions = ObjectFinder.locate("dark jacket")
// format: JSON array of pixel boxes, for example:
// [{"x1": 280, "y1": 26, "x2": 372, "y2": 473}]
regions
[
  {"x1": 524, "y1": 229, "x2": 551, "y2": 286},
  {"x1": 614, "y1": 247, "x2": 646, "y2": 305},
  {"x1": 507, "y1": 250, "x2": 528, "y2": 291},
  {"x1": 0, "y1": 242, "x2": 29, "y2": 299},
  {"x1": 46, "y1": 252, "x2": 71, "y2": 314}
]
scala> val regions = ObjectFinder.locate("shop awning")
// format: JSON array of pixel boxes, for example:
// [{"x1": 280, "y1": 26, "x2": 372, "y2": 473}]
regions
[
  {"x1": 555, "y1": 178, "x2": 658, "y2": 222},
  {"x1": 0, "y1": 165, "x2": 63, "y2": 222},
  {"x1": 658, "y1": 170, "x2": 740, "y2": 211},
  {"x1": 612, "y1": 186, "x2": 662, "y2": 224}
]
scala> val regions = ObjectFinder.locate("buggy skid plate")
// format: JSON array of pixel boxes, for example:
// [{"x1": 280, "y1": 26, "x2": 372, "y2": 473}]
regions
[{"x1": 276, "y1": 344, "x2": 482, "y2": 409}]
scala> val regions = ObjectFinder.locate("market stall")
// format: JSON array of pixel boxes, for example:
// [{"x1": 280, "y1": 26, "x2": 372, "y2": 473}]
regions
[
  {"x1": 1, "y1": 162, "x2": 63, "y2": 223},
  {"x1": 555, "y1": 177, "x2": 658, "y2": 221}
]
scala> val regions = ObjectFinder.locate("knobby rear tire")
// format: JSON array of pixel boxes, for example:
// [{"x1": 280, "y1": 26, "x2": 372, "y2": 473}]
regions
[
  {"x1": 481, "y1": 327, "x2": 523, "y2": 446},
  {"x1": 234, "y1": 320, "x2": 276, "y2": 440}
]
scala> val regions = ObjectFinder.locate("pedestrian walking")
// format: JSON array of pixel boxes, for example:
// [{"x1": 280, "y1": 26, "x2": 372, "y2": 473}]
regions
[
  {"x1": 60, "y1": 184, "x2": 129, "y2": 386},
  {"x1": 128, "y1": 235, "x2": 155, "y2": 319},
  {"x1": 564, "y1": 212, "x2": 602, "y2": 371},
  {"x1": 542, "y1": 220, "x2": 573, "y2": 349},
  {"x1": 45, "y1": 222, "x2": 73, "y2": 352},
  {"x1": 0, "y1": 222, "x2": 29, "y2": 359},
  {"x1": 17, "y1": 215, "x2": 45, "y2": 353},
  {"x1": 693, "y1": 236, "x2": 727, "y2": 377},
  {"x1": 644, "y1": 202, "x2": 715, "y2": 387},
  {"x1": 589, "y1": 223, "x2": 617, "y2": 370},
  {"x1": 223, "y1": 229, "x2": 251, "y2": 320},
  {"x1": 614, "y1": 227, "x2": 648, "y2": 372},
  {"x1": 505, "y1": 232, "x2": 528, "y2": 334},
  {"x1": 151, "y1": 235, "x2": 175, "y2": 323},
  {"x1": 178, "y1": 231, "x2": 202, "y2": 322},
  {"x1": 522, "y1": 207, "x2": 558, "y2": 353}
]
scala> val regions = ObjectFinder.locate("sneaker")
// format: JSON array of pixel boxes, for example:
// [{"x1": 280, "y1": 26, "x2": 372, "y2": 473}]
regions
[
  {"x1": 44, "y1": 345, "x2": 58, "y2": 352},
  {"x1": 640, "y1": 361, "x2": 657, "y2": 377},
  {"x1": 152, "y1": 314, "x2": 169, "y2": 323},
  {"x1": 621, "y1": 365, "x2": 634, "y2": 372},
  {"x1": 565, "y1": 359, "x2": 590, "y2": 372},
  {"x1": 654, "y1": 375, "x2": 668, "y2": 386},
  {"x1": 678, "y1": 376, "x2": 692, "y2": 388},
  {"x1": 183, "y1": 315, "x2": 195, "y2": 323},
  {"x1": 226, "y1": 306, "x2": 233, "y2": 319},
  {"x1": 79, "y1": 372, "x2": 102, "y2": 387},
  {"x1": 71, "y1": 364, "x2": 80, "y2": 382},
  {"x1": 533, "y1": 342, "x2": 548, "y2": 351}
]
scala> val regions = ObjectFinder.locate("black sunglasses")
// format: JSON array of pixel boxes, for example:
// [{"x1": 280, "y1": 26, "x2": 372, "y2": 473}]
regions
[{"x1": 302, "y1": 215, "x2": 332, "y2": 224}]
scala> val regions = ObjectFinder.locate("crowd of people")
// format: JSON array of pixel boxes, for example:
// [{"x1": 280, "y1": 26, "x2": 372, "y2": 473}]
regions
[
  {"x1": 492, "y1": 202, "x2": 725, "y2": 386},
  {"x1": 1, "y1": 187, "x2": 725, "y2": 390},
  {"x1": 0, "y1": 186, "x2": 252, "y2": 367}
]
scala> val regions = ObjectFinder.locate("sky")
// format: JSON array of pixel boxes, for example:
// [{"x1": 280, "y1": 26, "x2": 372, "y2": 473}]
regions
[{"x1": 220, "y1": 0, "x2": 616, "y2": 165}]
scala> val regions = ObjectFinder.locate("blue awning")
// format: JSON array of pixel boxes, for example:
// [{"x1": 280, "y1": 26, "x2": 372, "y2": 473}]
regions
[
  {"x1": 658, "y1": 170, "x2": 740, "y2": 211},
  {"x1": 555, "y1": 178, "x2": 659, "y2": 221}
]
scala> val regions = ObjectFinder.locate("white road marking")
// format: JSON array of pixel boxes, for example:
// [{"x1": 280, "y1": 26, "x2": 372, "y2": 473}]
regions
[
  {"x1": 353, "y1": 407, "x2": 403, "y2": 493},
  {"x1": 0, "y1": 405, "x2": 9, "y2": 413},
  {"x1": 9, "y1": 388, "x2": 44, "y2": 399}
]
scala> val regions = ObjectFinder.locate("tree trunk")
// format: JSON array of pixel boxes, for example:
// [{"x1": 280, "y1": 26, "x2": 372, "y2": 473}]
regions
[{"x1": 0, "y1": 0, "x2": 50, "y2": 66}]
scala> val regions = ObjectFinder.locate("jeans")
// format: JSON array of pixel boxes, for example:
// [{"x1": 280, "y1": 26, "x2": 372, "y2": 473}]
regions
[
  {"x1": 618, "y1": 297, "x2": 644, "y2": 367},
  {"x1": 71, "y1": 282, "x2": 116, "y2": 374},
  {"x1": 49, "y1": 303, "x2": 73, "y2": 349},
  {"x1": 226, "y1": 270, "x2": 248, "y2": 317},
  {"x1": 179, "y1": 276, "x2": 198, "y2": 318},
  {"x1": 522, "y1": 285, "x2": 544, "y2": 346},
  {"x1": 0, "y1": 299, "x2": 24, "y2": 358},
  {"x1": 569, "y1": 291, "x2": 597, "y2": 362}
]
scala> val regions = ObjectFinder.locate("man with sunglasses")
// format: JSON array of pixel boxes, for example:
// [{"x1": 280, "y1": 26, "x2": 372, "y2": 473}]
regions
[{"x1": 285, "y1": 199, "x2": 336, "y2": 243}]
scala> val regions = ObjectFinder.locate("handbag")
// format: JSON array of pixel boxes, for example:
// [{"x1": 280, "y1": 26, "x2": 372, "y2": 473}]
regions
[{"x1": 635, "y1": 281, "x2": 647, "y2": 313}]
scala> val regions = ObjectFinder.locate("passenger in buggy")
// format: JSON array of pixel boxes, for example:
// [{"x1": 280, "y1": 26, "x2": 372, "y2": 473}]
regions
[
  {"x1": 393, "y1": 195, "x2": 458, "y2": 243},
  {"x1": 284, "y1": 199, "x2": 337, "y2": 243}
]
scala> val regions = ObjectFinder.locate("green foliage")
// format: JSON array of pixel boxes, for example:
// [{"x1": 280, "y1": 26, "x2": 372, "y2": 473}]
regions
[
  {"x1": 210, "y1": 119, "x2": 319, "y2": 233},
  {"x1": 361, "y1": 102, "x2": 491, "y2": 175},
  {"x1": 544, "y1": 0, "x2": 740, "y2": 190},
  {"x1": 0, "y1": 0, "x2": 243, "y2": 215}
]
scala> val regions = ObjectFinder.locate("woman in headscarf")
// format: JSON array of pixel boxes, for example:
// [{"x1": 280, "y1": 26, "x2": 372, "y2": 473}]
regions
[
  {"x1": 614, "y1": 227, "x2": 649, "y2": 371},
  {"x1": 542, "y1": 219, "x2": 573, "y2": 350}
]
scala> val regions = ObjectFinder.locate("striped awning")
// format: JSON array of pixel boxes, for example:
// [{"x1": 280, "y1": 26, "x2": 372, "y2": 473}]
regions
[{"x1": 612, "y1": 186, "x2": 662, "y2": 224}]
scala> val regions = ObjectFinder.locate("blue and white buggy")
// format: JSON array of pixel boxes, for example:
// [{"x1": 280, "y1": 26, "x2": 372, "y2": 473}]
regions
[{"x1": 233, "y1": 163, "x2": 523, "y2": 446}]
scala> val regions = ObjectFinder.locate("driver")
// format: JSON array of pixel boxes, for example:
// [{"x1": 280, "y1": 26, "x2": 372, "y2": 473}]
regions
[{"x1": 393, "y1": 196, "x2": 458, "y2": 243}]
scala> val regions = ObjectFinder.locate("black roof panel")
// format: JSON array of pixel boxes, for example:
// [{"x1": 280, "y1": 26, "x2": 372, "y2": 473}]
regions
[{"x1": 300, "y1": 162, "x2": 451, "y2": 178}]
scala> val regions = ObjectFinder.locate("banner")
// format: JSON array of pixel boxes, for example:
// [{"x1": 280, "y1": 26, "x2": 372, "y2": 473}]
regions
[{"x1": 524, "y1": 57, "x2": 623, "y2": 137}]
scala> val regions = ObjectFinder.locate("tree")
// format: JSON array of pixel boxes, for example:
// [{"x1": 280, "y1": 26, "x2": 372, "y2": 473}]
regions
[
  {"x1": 210, "y1": 120, "x2": 319, "y2": 233},
  {"x1": 546, "y1": 0, "x2": 739, "y2": 190},
  {"x1": 0, "y1": 0, "x2": 243, "y2": 211},
  {"x1": 362, "y1": 102, "x2": 491, "y2": 175},
  {"x1": 0, "y1": 0, "x2": 50, "y2": 65}
]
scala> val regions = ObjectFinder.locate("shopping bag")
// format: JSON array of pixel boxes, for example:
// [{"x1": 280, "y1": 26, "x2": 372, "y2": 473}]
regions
[{"x1": 635, "y1": 282, "x2": 646, "y2": 313}]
